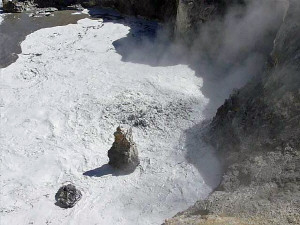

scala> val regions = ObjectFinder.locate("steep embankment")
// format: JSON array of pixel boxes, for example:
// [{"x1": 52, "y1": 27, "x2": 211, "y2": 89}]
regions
[
  {"x1": 2, "y1": 0, "x2": 178, "y2": 21},
  {"x1": 165, "y1": 0, "x2": 300, "y2": 224}
]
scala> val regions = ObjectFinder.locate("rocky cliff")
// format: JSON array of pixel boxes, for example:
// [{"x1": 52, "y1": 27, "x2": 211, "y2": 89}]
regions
[
  {"x1": 2, "y1": 0, "x2": 178, "y2": 21},
  {"x1": 165, "y1": 0, "x2": 300, "y2": 224},
  {"x1": 175, "y1": 0, "x2": 226, "y2": 40},
  {"x1": 96, "y1": 0, "x2": 177, "y2": 21}
]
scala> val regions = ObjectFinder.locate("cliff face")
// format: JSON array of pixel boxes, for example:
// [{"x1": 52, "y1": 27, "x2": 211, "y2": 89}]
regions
[
  {"x1": 2, "y1": 0, "x2": 178, "y2": 21},
  {"x1": 1, "y1": 0, "x2": 222, "y2": 26},
  {"x1": 2, "y1": 0, "x2": 78, "y2": 11},
  {"x1": 175, "y1": 0, "x2": 225, "y2": 40},
  {"x1": 98, "y1": 0, "x2": 178, "y2": 21},
  {"x1": 165, "y1": 0, "x2": 300, "y2": 224},
  {"x1": 34, "y1": 0, "x2": 77, "y2": 8}
]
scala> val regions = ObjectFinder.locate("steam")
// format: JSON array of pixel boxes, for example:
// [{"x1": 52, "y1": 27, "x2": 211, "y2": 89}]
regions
[
  {"x1": 113, "y1": 0, "x2": 286, "y2": 114},
  {"x1": 115, "y1": 0, "x2": 286, "y2": 78},
  {"x1": 189, "y1": 0, "x2": 287, "y2": 81}
]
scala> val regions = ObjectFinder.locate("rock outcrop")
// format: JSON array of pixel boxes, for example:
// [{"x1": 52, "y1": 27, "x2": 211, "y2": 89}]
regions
[
  {"x1": 2, "y1": 0, "x2": 34, "y2": 12},
  {"x1": 2, "y1": 0, "x2": 80, "y2": 12},
  {"x1": 55, "y1": 183, "x2": 82, "y2": 208},
  {"x1": 33, "y1": 0, "x2": 77, "y2": 8},
  {"x1": 1, "y1": 0, "x2": 178, "y2": 21},
  {"x1": 165, "y1": 0, "x2": 300, "y2": 224},
  {"x1": 94, "y1": 0, "x2": 178, "y2": 21},
  {"x1": 108, "y1": 125, "x2": 139, "y2": 172},
  {"x1": 175, "y1": 0, "x2": 224, "y2": 40}
]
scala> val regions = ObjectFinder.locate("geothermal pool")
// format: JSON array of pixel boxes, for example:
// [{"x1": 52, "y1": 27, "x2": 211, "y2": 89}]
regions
[{"x1": 0, "y1": 10, "x2": 223, "y2": 225}]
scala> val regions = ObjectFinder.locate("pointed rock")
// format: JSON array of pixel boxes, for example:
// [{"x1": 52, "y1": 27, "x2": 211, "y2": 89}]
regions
[{"x1": 108, "y1": 125, "x2": 139, "y2": 172}]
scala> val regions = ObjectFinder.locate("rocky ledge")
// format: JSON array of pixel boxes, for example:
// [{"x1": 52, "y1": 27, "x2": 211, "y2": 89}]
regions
[
  {"x1": 2, "y1": 0, "x2": 35, "y2": 12},
  {"x1": 1, "y1": 0, "x2": 177, "y2": 22},
  {"x1": 165, "y1": 0, "x2": 300, "y2": 224}
]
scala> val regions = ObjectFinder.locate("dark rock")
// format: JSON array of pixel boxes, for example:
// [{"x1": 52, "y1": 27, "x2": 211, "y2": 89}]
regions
[
  {"x1": 2, "y1": 0, "x2": 177, "y2": 22},
  {"x1": 108, "y1": 125, "x2": 139, "y2": 172},
  {"x1": 55, "y1": 184, "x2": 82, "y2": 208},
  {"x1": 175, "y1": 0, "x2": 228, "y2": 41},
  {"x1": 80, "y1": 0, "x2": 98, "y2": 8},
  {"x1": 33, "y1": 0, "x2": 77, "y2": 9},
  {"x1": 93, "y1": 0, "x2": 177, "y2": 21},
  {"x1": 3, "y1": 0, "x2": 26, "y2": 12}
]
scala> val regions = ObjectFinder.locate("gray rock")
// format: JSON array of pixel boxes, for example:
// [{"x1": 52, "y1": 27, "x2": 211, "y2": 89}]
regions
[
  {"x1": 108, "y1": 125, "x2": 139, "y2": 172},
  {"x1": 175, "y1": 0, "x2": 224, "y2": 42},
  {"x1": 88, "y1": 0, "x2": 177, "y2": 21},
  {"x1": 55, "y1": 184, "x2": 82, "y2": 208},
  {"x1": 80, "y1": 0, "x2": 98, "y2": 8}
]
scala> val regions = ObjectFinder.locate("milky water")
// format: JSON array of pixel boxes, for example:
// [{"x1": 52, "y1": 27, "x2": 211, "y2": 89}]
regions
[
  {"x1": 0, "y1": 10, "x2": 88, "y2": 68},
  {"x1": 0, "y1": 10, "x2": 223, "y2": 225}
]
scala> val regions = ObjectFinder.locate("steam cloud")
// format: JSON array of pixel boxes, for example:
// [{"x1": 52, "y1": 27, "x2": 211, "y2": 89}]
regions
[
  {"x1": 189, "y1": 0, "x2": 287, "y2": 83},
  {"x1": 113, "y1": 0, "x2": 287, "y2": 113}
]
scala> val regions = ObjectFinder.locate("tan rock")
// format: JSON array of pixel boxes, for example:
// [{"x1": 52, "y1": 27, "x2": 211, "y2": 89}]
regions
[{"x1": 108, "y1": 125, "x2": 140, "y2": 172}]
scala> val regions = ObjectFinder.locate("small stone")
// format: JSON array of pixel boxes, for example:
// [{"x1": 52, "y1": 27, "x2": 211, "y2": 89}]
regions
[{"x1": 55, "y1": 184, "x2": 82, "y2": 208}]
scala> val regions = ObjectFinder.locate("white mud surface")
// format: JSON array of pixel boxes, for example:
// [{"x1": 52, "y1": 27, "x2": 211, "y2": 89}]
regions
[{"x1": 0, "y1": 18, "x2": 221, "y2": 224}]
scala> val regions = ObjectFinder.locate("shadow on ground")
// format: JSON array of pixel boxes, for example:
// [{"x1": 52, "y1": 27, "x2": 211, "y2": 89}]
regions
[
  {"x1": 83, "y1": 164, "x2": 131, "y2": 177},
  {"x1": 88, "y1": 7, "x2": 188, "y2": 67}
]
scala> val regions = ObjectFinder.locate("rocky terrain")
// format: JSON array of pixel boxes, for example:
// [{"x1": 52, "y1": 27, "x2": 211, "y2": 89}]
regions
[
  {"x1": 2, "y1": 0, "x2": 177, "y2": 21},
  {"x1": 165, "y1": 0, "x2": 300, "y2": 224},
  {"x1": 1, "y1": 0, "x2": 299, "y2": 224}
]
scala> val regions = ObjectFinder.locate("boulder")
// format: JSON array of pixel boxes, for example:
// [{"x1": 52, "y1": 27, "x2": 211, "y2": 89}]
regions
[
  {"x1": 55, "y1": 183, "x2": 82, "y2": 208},
  {"x1": 3, "y1": 0, "x2": 25, "y2": 13},
  {"x1": 108, "y1": 125, "x2": 139, "y2": 172}
]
